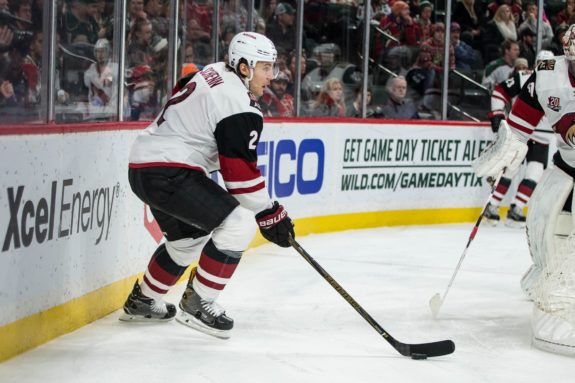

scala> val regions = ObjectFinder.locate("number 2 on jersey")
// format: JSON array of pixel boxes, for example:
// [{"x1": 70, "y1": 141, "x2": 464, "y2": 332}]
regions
[{"x1": 157, "y1": 82, "x2": 197, "y2": 125}]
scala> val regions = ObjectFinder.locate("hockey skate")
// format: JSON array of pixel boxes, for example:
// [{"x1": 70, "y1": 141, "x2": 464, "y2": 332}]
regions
[
  {"x1": 506, "y1": 204, "x2": 526, "y2": 228},
  {"x1": 119, "y1": 280, "x2": 176, "y2": 322},
  {"x1": 176, "y1": 267, "x2": 233, "y2": 339},
  {"x1": 483, "y1": 202, "x2": 500, "y2": 226}
]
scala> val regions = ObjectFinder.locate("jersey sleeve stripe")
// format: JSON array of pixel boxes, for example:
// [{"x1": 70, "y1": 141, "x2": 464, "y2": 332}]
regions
[
  {"x1": 510, "y1": 97, "x2": 544, "y2": 126},
  {"x1": 225, "y1": 181, "x2": 266, "y2": 195},
  {"x1": 219, "y1": 155, "x2": 262, "y2": 182},
  {"x1": 224, "y1": 176, "x2": 266, "y2": 189},
  {"x1": 492, "y1": 87, "x2": 510, "y2": 104}
]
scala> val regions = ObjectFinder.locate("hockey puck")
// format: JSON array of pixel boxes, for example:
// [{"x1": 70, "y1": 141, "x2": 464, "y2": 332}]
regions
[{"x1": 411, "y1": 353, "x2": 428, "y2": 360}]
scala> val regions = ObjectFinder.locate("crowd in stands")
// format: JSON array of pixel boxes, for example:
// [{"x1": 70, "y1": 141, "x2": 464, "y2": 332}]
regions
[{"x1": 0, "y1": 0, "x2": 571, "y2": 123}]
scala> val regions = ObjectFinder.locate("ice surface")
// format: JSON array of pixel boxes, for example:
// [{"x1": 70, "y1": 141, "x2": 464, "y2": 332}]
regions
[{"x1": 1, "y1": 224, "x2": 573, "y2": 383}]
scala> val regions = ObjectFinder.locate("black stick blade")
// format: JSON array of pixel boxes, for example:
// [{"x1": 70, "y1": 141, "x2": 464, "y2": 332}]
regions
[{"x1": 405, "y1": 340, "x2": 455, "y2": 358}]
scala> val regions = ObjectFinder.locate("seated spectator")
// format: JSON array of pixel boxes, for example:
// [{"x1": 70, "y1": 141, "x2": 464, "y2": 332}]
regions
[
  {"x1": 145, "y1": 0, "x2": 169, "y2": 38},
  {"x1": 517, "y1": 27, "x2": 536, "y2": 68},
  {"x1": 345, "y1": 87, "x2": 381, "y2": 118},
  {"x1": 518, "y1": 2, "x2": 553, "y2": 49},
  {"x1": 127, "y1": 18, "x2": 154, "y2": 67},
  {"x1": 62, "y1": 0, "x2": 100, "y2": 44},
  {"x1": 414, "y1": 1, "x2": 434, "y2": 42},
  {"x1": 266, "y1": 2, "x2": 303, "y2": 57},
  {"x1": 310, "y1": 78, "x2": 346, "y2": 117},
  {"x1": 556, "y1": 0, "x2": 575, "y2": 27},
  {"x1": 84, "y1": 38, "x2": 118, "y2": 118},
  {"x1": 452, "y1": 0, "x2": 486, "y2": 49},
  {"x1": 260, "y1": 71, "x2": 295, "y2": 117},
  {"x1": 481, "y1": 39, "x2": 519, "y2": 91},
  {"x1": 405, "y1": 45, "x2": 435, "y2": 103},
  {"x1": 375, "y1": 1, "x2": 419, "y2": 60},
  {"x1": 21, "y1": 29, "x2": 42, "y2": 105},
  {"x1": 451, "y1": 22, "x2": 476, "y2": 70},
  {"x1": 421, "y1": 22, "x2": 455, "y2": 72},
  {"x1": 125, "y1": 64, "x2": 155, "y2": 120},
  {"x1": 381, "y1": 75, "x2": 419, "y2": 119},
  {"x1": 486, "y1": 0, "x2": 523, "y2": 25},
  {"x1": 286, "y1": 50, "x2": 308, "y2": 100},
  {"x1": 482, "y1": 4, "x2": 517, "y2": 63}
]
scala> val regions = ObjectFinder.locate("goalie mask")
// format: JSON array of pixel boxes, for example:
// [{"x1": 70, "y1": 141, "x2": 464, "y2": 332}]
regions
[
  {"x1": 562, "y1": 24, "x2": 575, "y2": 61},
  {"x1": 228, "y1": 32, "x2": 279, "y2": 85}
]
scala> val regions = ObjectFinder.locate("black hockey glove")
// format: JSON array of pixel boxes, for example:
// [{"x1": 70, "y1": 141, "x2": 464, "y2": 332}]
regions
[
  {"x1": 255, "y1": 201, "x2": 295, "y2": 248},
  {"x1": 488, "y1": 111, "x2": 505, "y2": 133}
]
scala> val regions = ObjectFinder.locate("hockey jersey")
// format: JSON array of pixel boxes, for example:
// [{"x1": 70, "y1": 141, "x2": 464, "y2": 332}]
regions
[
  {"x1": 508, "y1": 56, "x2": 575, "y2": 167},
  {"x1": 129, "y1": 62, "x2": 272, "y2": 214},
  {"x1": 491, "y1": 69, "x2": 552, "y2": 144}
]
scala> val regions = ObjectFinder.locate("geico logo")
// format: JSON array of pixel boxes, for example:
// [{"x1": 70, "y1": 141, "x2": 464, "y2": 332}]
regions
[
  {"x1": 2, "y1": 179, "x2": 120, "y2": 252},
  {"x1": 257, "y1": 138, "x2": 325, "y2": 198}
]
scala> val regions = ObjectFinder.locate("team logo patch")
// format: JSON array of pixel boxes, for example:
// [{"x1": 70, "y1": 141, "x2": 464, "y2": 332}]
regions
[
  {"x1": 547, "y1": 96, "x2": 561, "y2": 112},
  {"x1": 536, "y1": 59, "x2": 555, "y2": 71}
]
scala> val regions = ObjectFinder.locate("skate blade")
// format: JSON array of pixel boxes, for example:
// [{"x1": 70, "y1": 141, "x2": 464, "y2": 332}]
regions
[
  {"x1": 483, "y1": 218, "x2": 500, "y2": 227},
  {"x1": 505, "y1": 219, "x2": 526, "y2": 228},
  {"x1": 118, "y1": 311, "x2": 175, "y2": 322},
  {"x1": 176, "y1": 310, "x2": 231, "y2": 339}
]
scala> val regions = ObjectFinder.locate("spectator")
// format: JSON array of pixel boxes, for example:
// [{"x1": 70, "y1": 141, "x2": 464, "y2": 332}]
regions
[
  {"x1": 486, "y1": 0, "x2": 523, "y2": 26},
  {"x1": 482, "y1": 4, "x2": 518, "y2": 63},
  {"x1": 556, "y1": 0, "x2": 575, "y2": 27},
  {"x1": 346, "y1": 87, "x2": 380, "y2": 118},
  {"x1": 376, "y1": 0, "x2": 418, "y2": 59},
  {"x1": 145, "y1": 0, "x2": 169, "y2": 39},
  {"x1": 421, "y1": 22, "x2": 455, "y2": 71},
  {"x1": 310, "y1": 78, "x2": 346, "y2": 117},
  {"x1": 517, "y1": 27, "x2": 536, "y2": 68},
  {"x1": 128, "y1": 0, "x2": 147, "y2": 28},
  {"x1": 266, "y1": 2, "x2": 302, "y2": 57},
  {"x1": 260, "y1": 71, "x2": 295, "y2": 117},
  {"x1": 84, "y1": 38, "x2": 118, "y2": 118},
  {"x1": 286, "y1": 50, "x2": 308, "y2": 100},
  {"x1": 9, "y1": 0, "x2": 33, "y2": 31},
  {"x1": 186, "y1": 18, "x2": 212, "y2": 67},
  {"x1": 127, "y1": 18, "x2": 154, "y2": 67},
  {"x1": 452, "y1": 0, "x2": 485, "y2": 49},
  {"x1": 481, "y1": 39, "x2": 519, "y2": 91},
  {"x1": 125, "y1": 64, "x2": 154, "y2": 120},
  {"x1": 414, "y1": 1, "x2": 434, "y2": 42},
  {"x1": 518, "y1": 2, "x2": 553, "y2": 49},
  {"x1": 451, "y1": 22, "x2": 476, "y2": 70},
  {"x1": 261, "y1": 0, "x2": 279, "y2": 24},
  {"x1": 550, "y1": 24, "x2": 570, "y2": 56},
  {"x1": 372, "y1": 0, "x2": 391, "y2": 23},
  {"x1": 62, "y1": 0, "x2": 100, "y2": 44},
  {"x1": 21, "y1": 30, "x2": 42, "y2": 105},
  {"x1": 381, "y1": 75, "x2": 419, "y2": 119},
  {"x1": 405, "y1": 45, "x2": 435, "y2": 103}
]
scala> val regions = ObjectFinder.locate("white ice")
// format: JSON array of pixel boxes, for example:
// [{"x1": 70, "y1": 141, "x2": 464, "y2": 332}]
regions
[{"x1": 1, "y1": 224, "x2": 574, "y2": 383}]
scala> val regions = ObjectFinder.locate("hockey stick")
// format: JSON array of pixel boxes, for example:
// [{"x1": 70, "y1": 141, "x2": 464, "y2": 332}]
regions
[
  {"x1": 288, "y1": 235, "x2": 455, "y2": 358},
  {"x1": 429, "y1": 170, "x2": 505, "y2": 318}
]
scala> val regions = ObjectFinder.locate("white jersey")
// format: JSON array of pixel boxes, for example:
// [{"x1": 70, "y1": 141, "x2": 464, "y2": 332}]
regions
[
  {"x1": 507, "y1": 56, "x2": 575, "y2": 167},
  {"x1": 129, "y1": 62, "x2": 272, "y2": 213},
  {"x1": 491, "y1": 69, "x2": 552, "y2": 144},
  {"x1": 83, "y1": 62, "x2": 118, "y2": 116}
]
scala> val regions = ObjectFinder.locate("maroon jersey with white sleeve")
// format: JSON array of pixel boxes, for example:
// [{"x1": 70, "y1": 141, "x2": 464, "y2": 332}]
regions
[
  {"x1": 507, "y1": 56, "x2": 575, "y2": 167},
  {"x1": 129, "y1": 62, "x2": 272, "y2": 213}
]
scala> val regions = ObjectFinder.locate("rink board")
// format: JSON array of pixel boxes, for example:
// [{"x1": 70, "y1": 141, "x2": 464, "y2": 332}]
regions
[{"x1": 0, "y1": 119, "x2": 554, "y2": 361}]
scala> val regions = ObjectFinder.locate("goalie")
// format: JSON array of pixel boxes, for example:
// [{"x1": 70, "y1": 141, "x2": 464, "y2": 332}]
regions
[{"x1": 473, "y1": 26, "x2": 575, "y2": 356}]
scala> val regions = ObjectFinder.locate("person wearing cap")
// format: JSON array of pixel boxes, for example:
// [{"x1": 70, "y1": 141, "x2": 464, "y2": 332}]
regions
[
  {"x1": 260, "y1": 71, "x2": 295, "y2": 117},
  {"x1": 266, "y1": 2, "x2": 305, "y2": 56},
  {"x1": 414, "y1": 0, "x2": 434, "y2": 41},
  {"x1": 420, "y1": 22, "x2": 455, "y2": 71},
  {"x1": 376, "y1": 0, "x2": 418, "y2": 54},
  {"x1": 450, "y1": 22, "x2": 476, "y2": 70}
]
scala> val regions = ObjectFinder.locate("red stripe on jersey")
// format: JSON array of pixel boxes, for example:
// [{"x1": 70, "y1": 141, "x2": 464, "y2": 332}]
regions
[
  {"x1": 493, "y1": 85, "x2": 511, "y2": 103},
  {"x1": 195, "y1": 272, "x2": 226, "y2": 291},
  {"x1": 510, "y1": 98, "x2": 544, "y2": 127},
  {"x1": 227, "y1": 182, "x2": 266, "y2": 195},
  {"x1": 199, "y1": 255, "x2": 239, "y2": 279},
  {"x1": 508, "y1": 118, "x2": 533, "y2": 135},
  {"x1": 219, "y1": 155, "x2": 261, "y2": 182},
  {"x1": 143, "y1": 275, "x2": 168, "y2": 294},
  {"x1": 147, "y1": 258, "x2": 180, "y2": 287}
]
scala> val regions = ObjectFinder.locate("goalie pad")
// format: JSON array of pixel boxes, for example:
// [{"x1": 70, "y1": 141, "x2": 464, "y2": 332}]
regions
[
  {"x1": 472, "y1": 120, "x2": 528, "y2": 179},
  {"x1": 521, "y1": 167, "x2": 573, "y2": 299}
]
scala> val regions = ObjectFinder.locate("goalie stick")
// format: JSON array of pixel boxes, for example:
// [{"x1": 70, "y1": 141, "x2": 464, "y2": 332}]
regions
[
  {"x1": 289, "y1": 235, "x2": 455, "y2": 358},
  {"x1": 429, "y1": 170, "x2": 505, "y2": 318}
]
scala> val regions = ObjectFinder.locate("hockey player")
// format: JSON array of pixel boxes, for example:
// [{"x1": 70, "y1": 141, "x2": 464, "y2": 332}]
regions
[
  {"x1": 484, "y1": 51, "x2": 555, "y2": 226},
  {"x1": 473, "y1": 26, "x2": 575, "y2": 356},
  {"x1": 120, "y1": 32, "x2": 295, "y2": 339}
]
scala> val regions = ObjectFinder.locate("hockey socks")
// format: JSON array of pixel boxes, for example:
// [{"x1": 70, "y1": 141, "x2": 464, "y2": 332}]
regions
[
  {"x1": 193, "y1": 239, "x2": 242, "y2": 301},
  {"x1": 142, "y1": 243, "x2": 187, "y2": 300}
]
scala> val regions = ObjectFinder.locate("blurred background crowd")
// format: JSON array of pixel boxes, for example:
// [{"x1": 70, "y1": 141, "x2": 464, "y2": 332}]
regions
[{"x1": 0, "y1": 0, "x2": 567, "y2": 123}]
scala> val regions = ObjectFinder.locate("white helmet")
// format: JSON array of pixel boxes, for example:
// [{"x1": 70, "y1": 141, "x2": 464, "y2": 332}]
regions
[
  {"x1": 563, "y1": 24, "x2": 575, "y2": 61},
  {"x1": 228, "y1": 32, "x2": 277, "y2": 70},
  {"x1": 94, "y1": 38, "x2": 110, "y2": 60},
  {"x1": 536, "y1": 49, "x2": 554, "y2": 63}
]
